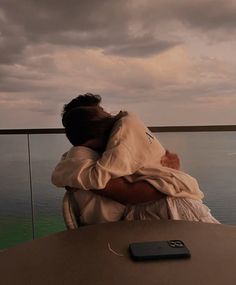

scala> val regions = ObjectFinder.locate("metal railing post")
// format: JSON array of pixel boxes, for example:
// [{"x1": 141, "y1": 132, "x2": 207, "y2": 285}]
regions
[{"x1": 27, "y1": 134, "x2": 35, "y2": 240}]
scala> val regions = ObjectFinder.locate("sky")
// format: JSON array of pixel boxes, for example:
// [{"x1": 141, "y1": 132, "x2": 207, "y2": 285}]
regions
[{"x1": 0, "y1": 0, "x2": 236, "y2": 128}]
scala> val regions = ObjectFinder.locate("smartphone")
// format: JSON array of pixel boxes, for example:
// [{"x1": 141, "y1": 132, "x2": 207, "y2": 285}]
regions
[{"x1": 129, "y1": 240, "x2": 191, "y2": 261}]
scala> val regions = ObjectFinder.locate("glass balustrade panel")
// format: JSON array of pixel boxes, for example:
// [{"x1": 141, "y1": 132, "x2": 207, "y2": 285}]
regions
[
  {"x1": 29, "y1": 134, "x2": 71, "y2": 238},
  {"x1": 0, "y1": 135, "x2": 32, "y2": 249},
  {"x1": 1, "y1": 130, "x2": 235, "y2": 249},
  {"x1": 157, "y1": 131, "x2": 236, "y2": 224}
]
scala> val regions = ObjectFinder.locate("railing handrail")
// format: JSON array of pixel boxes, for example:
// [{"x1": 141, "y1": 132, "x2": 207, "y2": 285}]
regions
[
  {"x1": 0, "y1": 125, "x2": 236, "y2": 135},
  {"x1": 0, "y1": 128, "x2": 66, "y2": 134}
]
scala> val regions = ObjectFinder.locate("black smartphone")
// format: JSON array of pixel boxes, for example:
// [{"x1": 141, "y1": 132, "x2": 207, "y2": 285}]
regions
[{"x1": 129, "y1": 240, "x2": 191, "y2": 261}]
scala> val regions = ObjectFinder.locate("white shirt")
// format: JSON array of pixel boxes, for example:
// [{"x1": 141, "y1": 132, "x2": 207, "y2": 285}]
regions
[{"x1": 52, "y1": 112, "x2": 204, "y2": 200}]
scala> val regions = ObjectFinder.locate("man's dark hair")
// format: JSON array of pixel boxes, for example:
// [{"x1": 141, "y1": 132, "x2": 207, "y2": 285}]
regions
[
  {"x1": 62, "y1": 93, "x2": 101, "y2": 127},
  {"x1": 64, "y1": 106, "x2": 114, "y2": 146}
]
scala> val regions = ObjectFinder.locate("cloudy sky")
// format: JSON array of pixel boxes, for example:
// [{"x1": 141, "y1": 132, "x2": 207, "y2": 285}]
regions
[{"x1": 0, "y1": 0, "x2": 236, "y2": 128}]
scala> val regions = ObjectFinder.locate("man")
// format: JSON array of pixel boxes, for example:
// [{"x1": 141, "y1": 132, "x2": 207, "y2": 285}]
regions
[{"x1": 61, "y1": 93, "x2": 179, "y2": 205}]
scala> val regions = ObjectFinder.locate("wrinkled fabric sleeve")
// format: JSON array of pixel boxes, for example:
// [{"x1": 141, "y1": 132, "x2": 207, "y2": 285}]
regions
[
  {"x1": 51, "y1": 113, "x2": 161, "y2": 190},
  {"x1": 51, "y1": 143, "x2": 141, "y2": 190}
]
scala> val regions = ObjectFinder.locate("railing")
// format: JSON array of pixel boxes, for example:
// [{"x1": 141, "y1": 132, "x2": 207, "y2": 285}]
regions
[
  {"x1": 0, "y1": 125, "x2": 236, "y2": 249},
  {"x1": 1, "y1": 125, "x2": 236, "y2": 134}
]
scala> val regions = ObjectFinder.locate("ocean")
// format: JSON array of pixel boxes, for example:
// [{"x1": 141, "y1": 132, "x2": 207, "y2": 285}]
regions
[{"x1": 0, "y1": 131, "x2": 236, "y2": 249}]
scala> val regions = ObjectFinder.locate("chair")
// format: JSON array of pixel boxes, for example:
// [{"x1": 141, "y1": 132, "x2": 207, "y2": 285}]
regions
[{"x1": 62, "y1": 191, "x2": 81, "y2": 229}]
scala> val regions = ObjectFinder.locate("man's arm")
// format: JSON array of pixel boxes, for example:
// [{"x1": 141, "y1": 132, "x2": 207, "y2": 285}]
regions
[
  {"x1": 91, "y1": 178, "x2": 166, "y2": 204},
  {"x1": 62, "y1": 149, "x2": 178, "y2": 205},
  {"x1": 53, "y1": 144, "x2": 139, "y2": 191},
  {"x1": 52, "y1": 143, "x2": 142, "y2": 190},
  {"x1": 52, "y1": 113, "x2": 167, "y2": 190},
  {"x1": 89, "y1": 150, "x2": 179, "y2": 204},
  {"x1": 51, "y1": 146, "x2": 100, "y2": 189}
]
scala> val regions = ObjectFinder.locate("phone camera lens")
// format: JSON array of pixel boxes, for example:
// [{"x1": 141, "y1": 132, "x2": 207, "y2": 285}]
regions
[
  {"x1": 175, "y1": 241, "x2": 183, "y2": 247},
  {"x1": 169, "y1": 240, "x2": 184, "y2": 248},
  {"x1": 169, "y1": 241, "x2": 176, "y2": 247}
]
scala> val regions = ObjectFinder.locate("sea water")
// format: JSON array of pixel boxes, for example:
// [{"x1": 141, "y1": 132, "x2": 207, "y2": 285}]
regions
[{"x1": 0, "y1": 132, "x2": 235, "y2": 249}]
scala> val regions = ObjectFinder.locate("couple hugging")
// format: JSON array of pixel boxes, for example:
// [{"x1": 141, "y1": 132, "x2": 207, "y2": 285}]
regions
[{"x1": 52, "y1": 93, "x2": 219, "y2": 225}]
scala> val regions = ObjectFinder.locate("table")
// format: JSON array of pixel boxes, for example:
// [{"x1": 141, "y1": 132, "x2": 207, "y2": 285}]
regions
[{"x1": 0, "y1": 220, "x2": 236, "y2": 285}]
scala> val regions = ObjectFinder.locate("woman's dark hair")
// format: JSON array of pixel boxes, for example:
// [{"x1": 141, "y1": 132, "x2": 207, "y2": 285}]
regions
[
  {"x1": 64, "y1": 106, "x2": 114, "y2": 146},
  {"x1": 62, "y1": 93, "x2": 101, "y2": 127}
]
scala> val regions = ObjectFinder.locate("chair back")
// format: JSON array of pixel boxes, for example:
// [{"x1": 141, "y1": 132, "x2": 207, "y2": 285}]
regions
[{"x1": 62, "y1": 191, "x2": 80, "y2": 229}]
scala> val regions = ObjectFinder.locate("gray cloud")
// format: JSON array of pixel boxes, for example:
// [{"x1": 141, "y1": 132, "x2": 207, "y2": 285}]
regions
[
  {"x1": 0, "y1": 0, "x2": 236, "y2": 127},
  {"x1": 104, "y1": 37, "x2": 179, "y2": 58},
  {"x1": 135, "y1": 0, "x2": 236, "y2": 33},
  {"x1": 0, "y1": 16, "x2": 27, "y2": 64},
  {"x1": 171, "y1": 1, "x2": 236, "y2": 31},
  {"x1": 0, "y1": 54, "x2": 57, "y2": 93},
  {"x1": 1, "y1": 0, "x2": 236, "y2": 64},
  {"x1": 0, "y1": 0, "x2": 129, "y2": 46}
]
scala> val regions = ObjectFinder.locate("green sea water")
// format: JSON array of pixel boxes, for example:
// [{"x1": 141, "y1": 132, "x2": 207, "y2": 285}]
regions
[{"x1": 0, "y1": 215, "x2": 65, "y2": 249}]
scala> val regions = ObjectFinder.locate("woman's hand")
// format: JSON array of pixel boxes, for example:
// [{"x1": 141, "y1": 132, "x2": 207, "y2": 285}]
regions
[{"x1": 161, "y1": 150, "x2": 180, "y2": 170}]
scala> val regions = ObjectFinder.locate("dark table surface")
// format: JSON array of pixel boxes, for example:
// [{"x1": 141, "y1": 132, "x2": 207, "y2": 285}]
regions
[{"x1": 0, "y1": 220, "x2": 236, "y2": 285}]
